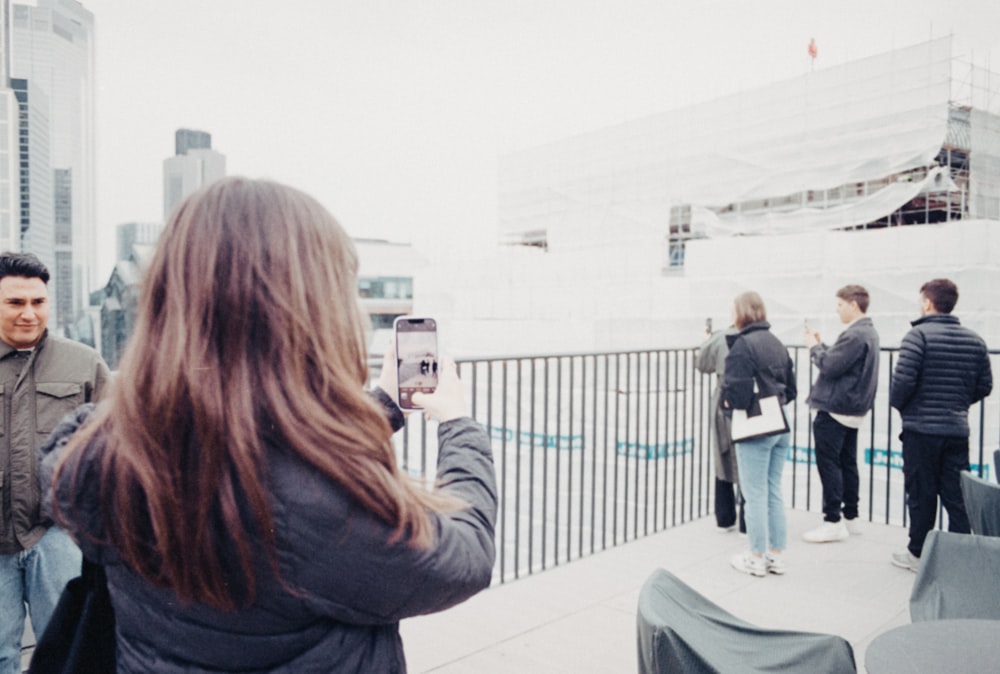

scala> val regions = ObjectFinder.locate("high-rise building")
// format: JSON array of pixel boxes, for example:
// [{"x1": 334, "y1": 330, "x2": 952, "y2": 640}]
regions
[
  {"x1": 0, "y1": 1, "x2": 19, "y2": 255},
  {"x1": 116, "y1": 220, "x2": 161, "y2": 263},
  {"x1": 10, "y1": 78, "x2": 53, "y2": 283},
  {"x1": 163, "y1": 128, "x2": 226, "y2": 218},
  {"x1": 10, "y1": 0, "x2": 95, "y2": 329}
]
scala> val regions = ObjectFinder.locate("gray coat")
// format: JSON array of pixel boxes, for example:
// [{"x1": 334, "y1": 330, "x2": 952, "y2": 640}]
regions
[
  {"x1": 0, "y1": 331, "x2": 108, "y2": 554},
  {"x1": 806, "y1": 316, "x2": 880, "y2": 416},
  {"x1": 44, "y1": 396, "x2": 497, "y2": 673},
  {"x1": 696, "y1": 328, "x2": 739, "y2": 482}
]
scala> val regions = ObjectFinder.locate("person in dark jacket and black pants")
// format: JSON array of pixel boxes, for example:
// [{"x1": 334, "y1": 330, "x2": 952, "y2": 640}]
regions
[
  {"x1": 802, "y1": 285, "x2": 880, "y2": 543},
  {"x1": 721, "y1": 292, "x2": 797, "y2": 577},
  {"x1": 890, "y1": 278, "x2": 992, "y2": 572},
  {"x1": 40, "y1": 178, "x2": 497, "y2": 673}
]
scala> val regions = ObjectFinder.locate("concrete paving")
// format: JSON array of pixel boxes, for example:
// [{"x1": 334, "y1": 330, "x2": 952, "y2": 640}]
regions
[
  {"x1": 400, "y1": 509, "x2": 916, "y2": 673},
  {"x1": 19, "y1": 509, "x2": 916, "y2": 673}
]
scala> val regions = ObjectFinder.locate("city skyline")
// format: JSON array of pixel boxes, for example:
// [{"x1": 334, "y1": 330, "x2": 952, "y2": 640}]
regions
[{"x1": 82, "y1": 0, "x2": 1000, "y2": 286}]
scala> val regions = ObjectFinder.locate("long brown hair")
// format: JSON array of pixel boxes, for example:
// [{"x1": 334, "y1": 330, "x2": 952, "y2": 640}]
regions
[{"x1": 59, "y1": 178, "x2": 450, "y2": 610}]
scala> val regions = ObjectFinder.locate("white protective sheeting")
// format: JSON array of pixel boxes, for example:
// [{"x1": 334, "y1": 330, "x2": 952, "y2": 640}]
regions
[
  {"x1": 696, "y1": 167, "x2": 959, "y2": 236},
  {"x1": 499, "y1": 38, "x2": 954, "y2": 247}
]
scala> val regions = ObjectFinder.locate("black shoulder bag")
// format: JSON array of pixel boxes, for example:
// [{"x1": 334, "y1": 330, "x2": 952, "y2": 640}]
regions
[{"x1": 30, "y1": 557, "x2": 116, "y2": 674}]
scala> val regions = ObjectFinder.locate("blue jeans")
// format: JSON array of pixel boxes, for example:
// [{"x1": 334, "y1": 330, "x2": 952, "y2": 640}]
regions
[
  {"x1": 0, "y1": 527, "x2": 81, "y2": 674},
  {"x1": 735, "y1": 431, "x2": 790, "y2": 555}
]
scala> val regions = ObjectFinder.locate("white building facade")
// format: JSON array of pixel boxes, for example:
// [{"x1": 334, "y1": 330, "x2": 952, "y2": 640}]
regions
[{"x1": 417, "y1": 38, "x2": 1000, "y2": 357}]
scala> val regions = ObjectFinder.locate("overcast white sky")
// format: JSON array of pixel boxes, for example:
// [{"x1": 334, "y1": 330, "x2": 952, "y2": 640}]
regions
[{"x1": 82, "y1": 0, "x2": 1000, "y2": 282}]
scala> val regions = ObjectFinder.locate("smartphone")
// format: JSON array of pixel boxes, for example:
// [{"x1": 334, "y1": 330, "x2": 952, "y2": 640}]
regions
[{"x1": 393, "y1": 317, "x2": 438, "y2": 410}]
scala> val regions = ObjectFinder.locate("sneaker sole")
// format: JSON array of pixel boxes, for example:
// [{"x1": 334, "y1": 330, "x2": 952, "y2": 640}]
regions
[{"x1": 890, "y1": 559, "x2": 918, "y2": 572}]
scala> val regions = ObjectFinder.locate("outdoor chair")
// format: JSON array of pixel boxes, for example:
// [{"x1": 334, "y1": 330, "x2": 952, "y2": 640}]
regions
[
  {"x1": 909, "y1": 530, "x2": 1000, "y2": 622},
  {"x1": 959, "y1": 470, "x2": 1000, "y2": 537},
  {"x1": 636, "y1": 568, "x2": 856, "y2": 673}
]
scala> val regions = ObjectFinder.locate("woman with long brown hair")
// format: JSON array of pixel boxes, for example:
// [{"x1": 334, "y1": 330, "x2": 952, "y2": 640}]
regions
[{"x1": 42, "y1": 177, "x2": 497, "y2": 672}]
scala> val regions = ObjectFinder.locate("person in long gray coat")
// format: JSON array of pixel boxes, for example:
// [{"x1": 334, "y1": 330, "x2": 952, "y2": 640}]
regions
[{"x1": 696, "y1": 323, "x2": 743, "y2": 532}]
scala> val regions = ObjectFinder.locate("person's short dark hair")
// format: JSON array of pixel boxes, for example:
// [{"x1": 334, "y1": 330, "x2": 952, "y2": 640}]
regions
[
  {"x1": 0, "y1": 251, "x2": 49, "y2": 283},
  {"x1": 836, "y1": 284, "x2": 870, "y2": 313},
  {"x1": 920, "y1": 278, "x2": 958, "y2": 314}
]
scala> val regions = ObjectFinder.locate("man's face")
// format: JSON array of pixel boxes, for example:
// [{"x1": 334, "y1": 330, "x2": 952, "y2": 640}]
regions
[
  {"x1": 836, "y1": 297, "x2": 859, "y2": 324},
  {"x1": 0, "y1": 276, "x2": 49, "y2": 349}
]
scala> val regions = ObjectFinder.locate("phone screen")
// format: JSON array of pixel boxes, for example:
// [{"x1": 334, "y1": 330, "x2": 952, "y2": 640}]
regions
[{"x1": 394, "y1": 317, "x2": 438, "y2": 410}]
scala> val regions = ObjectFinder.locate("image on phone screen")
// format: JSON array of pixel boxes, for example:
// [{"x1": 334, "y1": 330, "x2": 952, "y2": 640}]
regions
[{"x1": 394, "y1": 317, "x2": 438, "y2": 409}]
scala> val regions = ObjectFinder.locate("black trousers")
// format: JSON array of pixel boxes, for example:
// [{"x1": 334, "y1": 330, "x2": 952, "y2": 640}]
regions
[
  {"x1": 714, "y1": 478, "x2": 745, "y2": 532},
  {"x1": 813, "y1": 411, "x2": 860, "y2": 523},
  {"x1": 901, "y1": 429, "x2": 972, "y2": 557}
]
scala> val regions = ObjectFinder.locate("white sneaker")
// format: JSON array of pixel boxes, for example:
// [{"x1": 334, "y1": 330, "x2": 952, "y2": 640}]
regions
[
  {"x1": 845, "y1": 518, "x2": 862, "y2": 535},
  {"x1": 730, "y1": 552, "x2": 767, "y2": 577},
  {"x1": 802, "y1": 521, "x2": 849, "y2": 543},
  {"x1": 891, "y1": 549, "x2": 920, "y2": 572},
  {"x1": 765, "y1": 552, "x2": 786, "y2": 575}
]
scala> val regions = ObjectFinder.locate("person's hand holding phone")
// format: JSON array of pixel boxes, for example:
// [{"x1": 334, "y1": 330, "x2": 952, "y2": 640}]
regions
[{"x1": 411, "y1": 357, "x2": 468, "y2": 423}]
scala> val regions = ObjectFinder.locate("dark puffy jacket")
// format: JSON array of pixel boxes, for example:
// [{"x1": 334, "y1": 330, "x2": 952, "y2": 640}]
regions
[
  {"x1": 43, "y1": 397, "x2": 497, "y2": 673},
  {"x1": 806, "y1": 316, "x2": 880, "y2": 416},
  {"x1": 721, "y1": 321, "x2": 797, "y2": 413},
  {"x1": 890, "y1": 314, "x2": 993, "y2": 437}
]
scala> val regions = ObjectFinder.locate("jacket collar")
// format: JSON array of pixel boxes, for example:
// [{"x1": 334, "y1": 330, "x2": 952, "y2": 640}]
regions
[
  {"x1": 0, "y1": 328, "x2": 49, "y2": 359},
  {"x1": 911, "y1": 314, "x2": 959, "y2": 328},
  {"x1": 727, "y1": 320, "x2": 770, "y2": 347}
]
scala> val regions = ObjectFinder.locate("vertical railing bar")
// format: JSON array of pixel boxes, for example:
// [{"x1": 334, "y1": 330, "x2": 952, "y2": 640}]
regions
[
  {"x1": 625, "y1": 353, "x2": 634, "y2": 541},
  {"x1": 542, "y1": 357, "x2": 549, "y2": 571},
  {"x1": 590, "y1": 355, "x2": 598, "y2": 555},
  {"x1": 644, "y1": 351, "x2": 652, "y2": 536},
  {"x1": 555, "y1": 356, "x2": 563, "y2": 566},
  {"x1": 654, "y1": 350, "x2": 662, "y2": 532},
  {"x1": 516, "y1": 358, "x2": 531, "y2": 577},
  {"x1": 502, "y1": 360, "x2": 518, "y2": 580},
  {"x1": 578, "y1": 355, "x2": 586, "y2": 559},
  {"x1": 602, "y1": 355, "x2": 610, "y2": 550},
  {"x1": 528, "y1": 358, "x2": 536, "y2": 574},
  {"x1": 611, "y1": 354, "x2": 622, "y2": 545}
]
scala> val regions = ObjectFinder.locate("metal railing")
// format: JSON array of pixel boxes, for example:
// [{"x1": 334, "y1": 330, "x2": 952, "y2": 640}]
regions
[{"x1": 384, "y1": 347, "x2": 1000, "y2": 586}]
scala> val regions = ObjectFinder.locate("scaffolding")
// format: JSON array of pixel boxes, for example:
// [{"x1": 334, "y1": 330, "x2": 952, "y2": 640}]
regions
[{"x1": 497, "y1": 37, "x2": 1000, "y2": 272}]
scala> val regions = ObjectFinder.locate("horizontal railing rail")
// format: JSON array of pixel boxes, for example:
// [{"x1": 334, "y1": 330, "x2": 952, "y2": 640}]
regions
[{"x1": 379, "y1": 347, "x2": 1000, "y2": 585}]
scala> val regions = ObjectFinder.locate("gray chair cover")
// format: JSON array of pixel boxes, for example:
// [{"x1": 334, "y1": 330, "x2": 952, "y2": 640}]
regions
[
  {"x1": 910, "y1": 530, "x2": 1000, "y2": 622},
  {"x1": 960, "y1": 470, "x2": 1000, "y2": 536},
  {"x1": 636, "y1": 568, "x2": 856, "y2": 673}
]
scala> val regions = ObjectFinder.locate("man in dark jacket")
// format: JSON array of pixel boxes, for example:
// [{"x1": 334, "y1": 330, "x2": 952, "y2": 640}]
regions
[
  {"x1": 802, "y1": 285, "x2": 880, "y2": 543},
  {"x1": 890, "y1": 278, "x2": 993, "y2": 572}
]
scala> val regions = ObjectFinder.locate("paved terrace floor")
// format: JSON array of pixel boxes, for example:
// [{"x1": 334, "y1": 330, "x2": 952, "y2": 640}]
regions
[
  {"x1": 401, "y1": 509, "x2": 916, "y2": 673},
  {"x1": 20, "y1": 510, "x2": 916, "y2": 673}
]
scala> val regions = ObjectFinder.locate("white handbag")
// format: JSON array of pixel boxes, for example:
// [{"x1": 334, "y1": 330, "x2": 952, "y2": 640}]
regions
[{"x1": 730, "y1": 378, "x2": 789, "y2": 442}]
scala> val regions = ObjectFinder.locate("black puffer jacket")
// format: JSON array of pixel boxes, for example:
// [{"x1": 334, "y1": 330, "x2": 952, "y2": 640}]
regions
[
  {"x1": 890, "y1": 314, "x2": 993, "y2": 437},
  {"x1": 42, "y1": 395, "x2": 497, "y2": 673},
  {"x1": 721, "y1": 321, "x2": 797, "y2": 413}
]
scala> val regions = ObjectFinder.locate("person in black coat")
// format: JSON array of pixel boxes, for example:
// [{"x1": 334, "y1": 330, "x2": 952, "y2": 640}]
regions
[
  {"x1": 720, "y1": 291, "x2": 796, "y2": 578},
  {"x1": 889, "y1": 278, "x2": 992, "y2": 571},
  {"x1": 41, "y1": 178, "x2": 498, "y2": 673}
]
